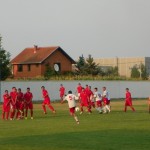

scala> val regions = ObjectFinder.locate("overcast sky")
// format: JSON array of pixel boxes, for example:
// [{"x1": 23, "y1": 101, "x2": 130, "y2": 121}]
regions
[{"x1": 0, "y1": 0, "x2": 150, "y2": 60}]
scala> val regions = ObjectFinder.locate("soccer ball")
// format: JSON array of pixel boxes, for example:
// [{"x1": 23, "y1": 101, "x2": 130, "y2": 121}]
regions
[{"x1": 75, "y1": 107, "x2": 80, "y2": 112}]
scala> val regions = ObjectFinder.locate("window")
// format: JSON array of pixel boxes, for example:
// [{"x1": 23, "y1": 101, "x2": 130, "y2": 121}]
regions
[
  {"x1": 28, "y1": 64, "x2": 31, "y2": 71},
  {"x1": 54, "y1": 63, "x2": 61, "y2": 72},
  {"x1": 18, "y1": 64, "x2": 23, "y2": 72}
]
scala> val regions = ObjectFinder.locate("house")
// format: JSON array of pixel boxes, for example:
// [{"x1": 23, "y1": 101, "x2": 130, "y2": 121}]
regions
[
  {"x1": 94, "y1": 57, "x2": 150, "y2": 77},
  {"x1": 11, "y1": 46, "x2": 75, "y2": 78}
]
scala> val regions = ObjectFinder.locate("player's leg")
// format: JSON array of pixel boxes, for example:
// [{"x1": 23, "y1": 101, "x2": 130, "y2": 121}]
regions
[
  {"x1": 30, "y1": 109, "x2": 33, "y2": 119},
  {"x1": 6, "y1": 111, "x2": 9, "y2": 120},
  {"x1": 42, "y1": 102, "x2": 47, "y2": 114},
  {"x1": 48, "y1": 104, "x2": 56, "y2": 113},
  {"x1": 2, "y1": 111, "x2": 5, "y2": 120},
  {"x1": 124, "y1": 105, "x2": 127, "y2": 112},
  {"x1": 130, "y1": 106, "x2": 135, "y2": 111},
  {"x1": 71, "y1": 107, "x2": 79, "y2": 124},
  {"x1": 80, "y1": 103, "x2": 83, "y2": 114},
  {"x1": 25, "y1": 107, "x2": 28, "y2": 119}
]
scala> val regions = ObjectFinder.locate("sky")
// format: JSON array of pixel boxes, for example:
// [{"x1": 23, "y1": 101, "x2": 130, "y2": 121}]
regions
[{"x1": 0, "y1": 0, "x2": 150, "y2": 60}]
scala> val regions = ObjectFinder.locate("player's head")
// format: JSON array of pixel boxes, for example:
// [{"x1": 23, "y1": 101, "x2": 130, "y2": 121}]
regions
[
  {"x1": 41, "y1": 86, "x2": 45, "y2": 90},
  {"x1": 94, "y1": 87, "x2": 98, "y2": 91},
  {"x1": 68, "y1": 90, "x2": 72, "y2": 94},
  {"x1": 27, "y1": 87, "x2": 30, "y2": 92},
  {"x1": 60, "y1": 84, "x2": 63, "y2": 86},
  {"x1": 126, "y1": 88, "x2": 129, "y2": 91},
  {"x1": 78, "y1": 83, "x2": 81, "y2": 85},
  {"x1": 12, "y1": 87, "x2": 16, "y2": 92},
  {"x1": 5, "y1": 90, "x2": 8, "y2": 94},
  {"x1": 103, "y1": 87, "x2": 106, "y2": 91},
  {"x1": 18, "y1": 88, "x2": 21, "y2": 92},
  {"x1": 86, "y1": 84, "x2": 88, "y2": 87}
]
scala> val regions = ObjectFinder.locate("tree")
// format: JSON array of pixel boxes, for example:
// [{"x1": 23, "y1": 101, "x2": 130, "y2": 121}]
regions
[
  {"x1": 44, "y1": 64, "x2": 55, "y2": 80},
  {"x1": 75, "y1": 55, "x2": 87, "y2": 75},
  {"x1": 0, "y1": 36, "x2": 11, "y2": 80},
  {"x1": 131, "y1": 66, "x2": 140, "y2": 78},
  {"x1": 140, "y1": 63, "x2": 148, "y2": 80},
  {"x1": 85, "y1": 54, "x2": 99, "y2": 75}
]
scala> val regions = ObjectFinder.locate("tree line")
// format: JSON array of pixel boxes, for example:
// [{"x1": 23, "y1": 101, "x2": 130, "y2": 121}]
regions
[{"x1": 0, "y1": 35, "x2": 149, "y2": 80}]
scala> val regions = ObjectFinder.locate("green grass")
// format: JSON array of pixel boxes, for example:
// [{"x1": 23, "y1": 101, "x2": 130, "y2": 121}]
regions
[{"x1": 0, "y1": 100, "x2": 150, "y2": 150}]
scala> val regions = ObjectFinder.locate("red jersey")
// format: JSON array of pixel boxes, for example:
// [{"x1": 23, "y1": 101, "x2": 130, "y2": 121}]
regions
[
  {"x1": 80, "y1": 91, "x2": 89, "y2": 105},
  {"x1": 24, "y1": 92, "x2": 33, "y2": 103},
  {"x1": 10, "y1": 91, "x2": 18, "y2": 105},
  {"x1": 3, "y1": 94, "x2": 11, "y2": 110},
  {"x1": 59, "y1": 87, "x2": 65, "y2": 95},
  {"x1": 125, "y1": 91, "x2": 132, "y2": 106},
  {"x1": 42, "y1": 89, "x2": 50, "y2": 101},
  {"x1": 17, "y1": 92, "x2": 24, "y2": 102},
  {"x1": 77, "y1": 85, "x2": 82, "y2": 93}
]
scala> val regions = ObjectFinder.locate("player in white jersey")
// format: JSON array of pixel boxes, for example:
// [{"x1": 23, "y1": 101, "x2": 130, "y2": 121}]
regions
[
  {"x1": 61, "y1": 91, "x2": 79, "y2": 124},
  {"x1": 94, "y1": 88, "x2": 102, "y2": 113},
  {"x1": 102, "y1": 87, "x2": 110, "y2": 113}
]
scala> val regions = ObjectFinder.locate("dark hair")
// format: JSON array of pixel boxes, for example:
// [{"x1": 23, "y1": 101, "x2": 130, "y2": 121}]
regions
[
  {"x1": 126, "y1": 88, "x2": 129, "y2": 90},
  {"x1": 18, "y1": 88, "x2": 21, "y2": 91},
  {"x1": 27, "y1": 87, "x2": 30, "y2": 90},
  {"x1": 94, "y1": 87, "x2": 98, "y2": 90},
  {"x1": 68, "y1": 90, "x2": 72, "y2": 94},
  {"x1": 41, "y1": 86, "x2": 45, "y2": 89}
]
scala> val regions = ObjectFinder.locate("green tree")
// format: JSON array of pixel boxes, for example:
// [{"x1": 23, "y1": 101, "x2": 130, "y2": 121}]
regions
[
  {"x1": 140, "y1": 63, "x2": 148, "y2": 80},
  {"x1": 0, "y1": 36, "x2": 11, "y2": 80},
  {"x1": 85, "y1": 54, "x2": 99, "y2": 75},
  {"x1": 75, "y1": 55, "x2": 87, "y2": 75},
  {"x1": 44, "y1": 64, "x2": 55, "y2": 80},
  {"x1": 131, "y1": 66, "x2": 140, "y2": 78}
]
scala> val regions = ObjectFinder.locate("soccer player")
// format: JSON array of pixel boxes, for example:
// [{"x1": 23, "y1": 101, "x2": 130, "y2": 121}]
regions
[
  {"x1": 61, "y1": 90, "x2": 79, "y2": 124},
  {"x1": 2, "y1": 90, "x2": 11, "y2": 120},
  {"x1": 24, "y1": 87, "x2": 33, "y2": 119},
  {"x1": 76, "y1": 83, "x2": 82, "y2": 97},
  {"x1": 10, "y1": 87, "x2": 18, "y2": 120},
  {"x1": 89, "y1": 86, "x2": 95, "y2": 109},
  {"x1": 124, "y1": 88, "x2": 135, "y2": 112},
  {"x1": 16, "y1": 88, "x2": 24, "y2": 119},
  {"x1": 102, "y1": 86, "x2": 111, "y2": 113},
  {"x1": 94, "y1": 87, "x2": 102, "y2": 113},
  {"x1": 59, "y1": 84, "x2": 65, "y2": 101},
  {"x1": 80, "y1": 87, "x2": 92, "y2": 114},
  {"x1": 41, "y1": 86, "x2": 56, "y2": 114}
]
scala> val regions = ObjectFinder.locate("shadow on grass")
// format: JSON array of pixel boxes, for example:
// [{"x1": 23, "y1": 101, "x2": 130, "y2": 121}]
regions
[{"x1": 0, "y1": 130, "x2": 150, "y2": 150}]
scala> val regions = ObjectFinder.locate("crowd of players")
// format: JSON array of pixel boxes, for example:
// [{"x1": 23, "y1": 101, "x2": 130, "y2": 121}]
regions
[{"x1": 1, "y1": 83, "x2": 135, "y2": 124}]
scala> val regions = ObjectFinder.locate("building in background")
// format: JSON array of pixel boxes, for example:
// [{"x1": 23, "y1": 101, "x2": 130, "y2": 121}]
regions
[
  {"x1": 11, "y1": 46, "x2": 75, "y2": 78},
  {"x1": 94, "y1": 57, "x2": 150, "y2": 77}
]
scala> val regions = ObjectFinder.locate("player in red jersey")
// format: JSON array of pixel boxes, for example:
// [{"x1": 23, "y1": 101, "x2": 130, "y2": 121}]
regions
[
  {"x1": 10, "y1": 87, "x2": 18, "y2": 120},
  {"x1": 2, "y1": 90, "x2": 11, "y2": 120},
  {"x1": 80, "y1": 87, "x2": 92, "y2": 114},
  {"x1": 88, "y1": 86, "x2": 95, "y2": 109},
  {"x1": 24, "y1": 87, "x2": 33, "y2": 119},
  {"x1": 76, "y1": 83, "x2": 82, "y2": 97},
  {"x1": 41, "y1": 86, "x2": 56, "y2": 114},
  {"x1": 124, "y1": 88, "x2": 135, "y2": 112},
  {"x1": 61, "y1": 90, "x2": 79, "y2": 124},
  {"x1": 16, "y1": 88, "x2": 24, "y2": 119},
  {"x1": 59, "y1": 84, "x2": 65, "y2": 101}
]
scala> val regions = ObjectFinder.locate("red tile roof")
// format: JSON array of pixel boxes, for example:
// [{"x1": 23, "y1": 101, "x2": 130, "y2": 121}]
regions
[{"x1": 11, "y1": 46, "x2": 75, "y2": 64}]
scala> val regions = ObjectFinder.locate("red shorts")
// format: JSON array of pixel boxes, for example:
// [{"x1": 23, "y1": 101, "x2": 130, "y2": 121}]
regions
[
  {"x1": 3, "y1": 104, "x2": 10, "y2": 112},
  {"x1": 16, "y1": 101, "x2": 21, "y2": 109},
  {"x1": 80, "y1": 103, "x2": 89, "y2": 107},
  {"x1": 90, "y1": 101, "x2": 95, "y2": 107},
  {"x1": 69, "y1": 107, "x2": 75, "y2": 114},
  {"x1": 60, "y1": 94, "x2": 64, "y2": 98},
  {"x1": 25, "y1": 103, "x2": 33, "y2": 109},
  {"x1": 42, "y1": 99, "x2": 50, "y2": 105},
  {"x1": 103, "y1": 98, "x2": 108, "y2": 105},
  {"x1": 107, "y1": 100, "x2": 110, "y2": 105},
  {"x1": 96, "y1": 101, "x2": 102, "y2": 107},
  {"x1": 125, "y1": 101, "x2": 132, "y2": 106}
]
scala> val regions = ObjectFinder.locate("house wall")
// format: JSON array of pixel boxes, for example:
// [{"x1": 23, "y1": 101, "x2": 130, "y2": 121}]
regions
[
  {"x1": 41, "y1": 50, "x2": 72, "y2": 75},
  {"x1": 12, "y1": 64, "x2": 42, "y2": 78}
]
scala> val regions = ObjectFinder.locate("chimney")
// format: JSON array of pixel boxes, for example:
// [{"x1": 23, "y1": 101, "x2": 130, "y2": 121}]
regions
[{"x1": 34, "y1": 45, "x2": 38, "y2": 53}]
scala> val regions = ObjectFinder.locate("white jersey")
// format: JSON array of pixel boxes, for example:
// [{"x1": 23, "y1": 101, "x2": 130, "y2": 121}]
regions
[
  {"x1": 64, "y1": 94, "x2": 78, "y2": 108},
  {"x1": 94, "y1": 91, "x2": 102, "y2": 101},
  {"x1": 102, "y1": 90, "x2": 110, "y2": 100}
]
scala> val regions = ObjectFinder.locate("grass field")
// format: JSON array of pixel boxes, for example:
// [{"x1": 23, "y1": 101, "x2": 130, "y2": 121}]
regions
[{"x1": 0, "y1": 99, "x2": 150, "y2": 150}]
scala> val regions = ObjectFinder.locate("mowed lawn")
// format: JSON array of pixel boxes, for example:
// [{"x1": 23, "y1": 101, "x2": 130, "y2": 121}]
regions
[{"x1": 0, "y1": 99, "x2": 150, "y2": 150}]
